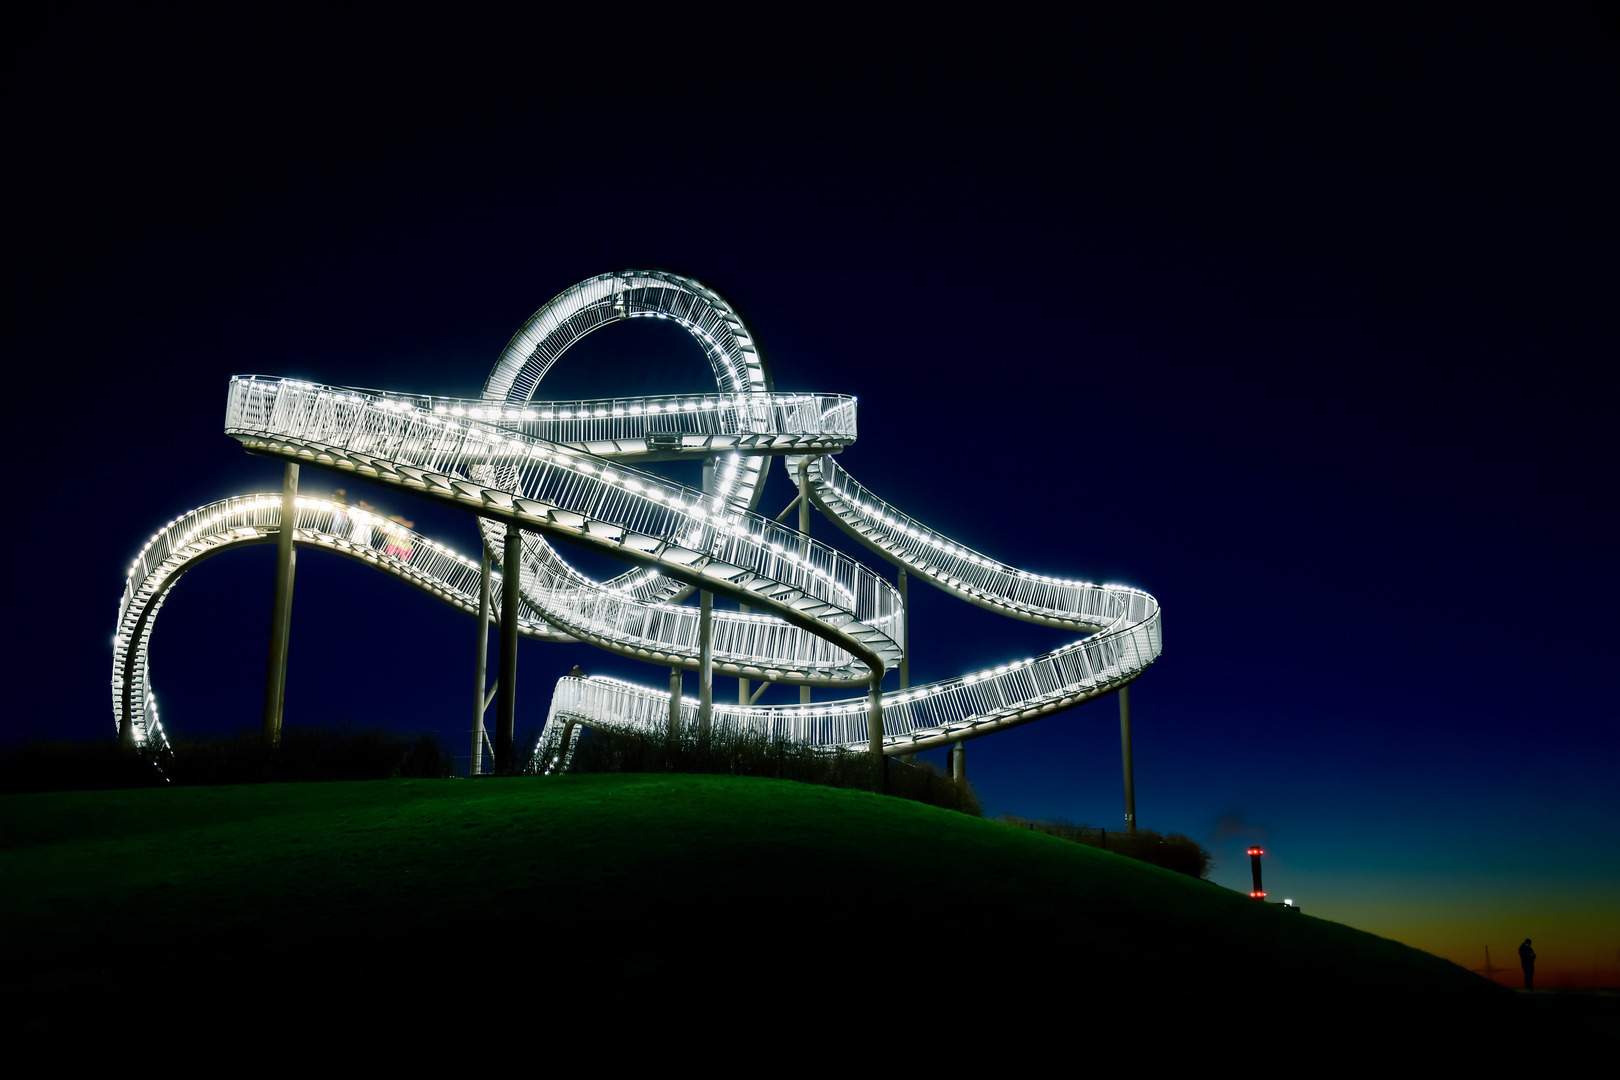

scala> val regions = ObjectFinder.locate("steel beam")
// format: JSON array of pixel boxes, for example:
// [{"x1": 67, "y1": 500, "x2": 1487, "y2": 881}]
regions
[
  {"x1": 1120, "y1": 683, "x2": 1137, "y2": 833},
  {"x1": 668, "y1": 666, "x2": 682, "y2": 735},
  {"x1": 698, "y1": 589, "x2": 713, "y2": 740},
  {"x1": 868, "y1": 670, "x2": 886, "y2": 790},
  {"x1": 472, "y1": 534, "x2": 492, "y2": 776},
  {"x1": 897, "y1": 567, "x2": 909, "y2": 690},
  {"x1": 495, "y1": 525, "x2": 521, "y2": 773},
  {"x1": 798, "y1": 456, "x2": 811, "y2": 545},
  {"x1": 261, "y1": 462, "x2": 299, "y2": 745},
  {"x1": 738, "y1": 601, "x2": 750, "y2": 705}
]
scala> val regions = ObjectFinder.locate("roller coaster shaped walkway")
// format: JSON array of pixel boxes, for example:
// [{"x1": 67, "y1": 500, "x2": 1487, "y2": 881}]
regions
[{"x1": 113, "y1": 270, "x2": 1162, "y2": 775}]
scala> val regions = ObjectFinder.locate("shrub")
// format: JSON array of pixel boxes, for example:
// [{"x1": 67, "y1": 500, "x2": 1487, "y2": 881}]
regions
[
  {"x1": 545, "y1": 722, "x2": 981, "y2": 815},
  {"x1": 997, "y1": 815, "x2": 1213, "y2": 879},
  {"x1": 0, "y1": 726, "x2": 456, "y2": 792},
  {"x1": 0, "y1": 740, "x2": 170, "y2": 793}
]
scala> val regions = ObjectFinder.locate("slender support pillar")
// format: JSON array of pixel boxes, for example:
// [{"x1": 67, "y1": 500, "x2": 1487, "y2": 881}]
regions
[
  {"x1": 951, "y1": 739, "x2": 966, "y2": 783},
  {"x1": 471, "y1": 535, "x2": 493, "y2": 776},
  {"x1": 897, "y1": 567, "x2": 910, "y2": 690},
  {"x1": 798, "y1": 456, "x2": 811, "y2": 550},
  {"x1": 262, "y1": 462, "x2": 299, "y2": 746},
  {"x1": 868, "y1": 671, "x2": 886, "y2": 792},
  {"x1": 494, "y1": 526, "x2": 521, "y2": 774},
  {"x1": 698, "y1": 590, "x2": 713, "y2": 741},
  {"x1": 668, "y1": 666, "x2": 682, "y2": 736},
  {"x1": 556, "y1": 720, "x2": 576, "y2": 774},
  {"x1": 798, "y1": 457, "x2": 814, "y2": 711},
  {"x1": 1119, "y1": 683, "x2": 1137, "y2": 833},
  {"x1": 738, "y1": 602, "x2": 750, "y2": 705}
]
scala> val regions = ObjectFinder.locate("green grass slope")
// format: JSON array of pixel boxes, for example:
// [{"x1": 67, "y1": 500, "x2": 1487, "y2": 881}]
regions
[{"x1": 0, "y1": 775, "x2": 1565, "y2": 1045}]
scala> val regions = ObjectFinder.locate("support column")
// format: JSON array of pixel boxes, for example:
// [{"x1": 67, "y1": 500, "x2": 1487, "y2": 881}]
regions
[
  {"x1": 798, "y1": 456, "x2": 814, "y2": 710},
  {"x1": 897, "y1": 567, "x2": 910, "y2": 690},
  {"x1": 262, "y1": 462, "x2": 299, "y2": 746},
  {"x1": 556, "y1": 720, "x2": 576, "y2": 775},
  {"x1": 668, "y1": 666, "x2": 682, "y2": 736},
  {"x1": 951, "y1": 739, "x2": 966, "y2": 783},
  {"x1": 1119, "y1": 683, "x2": 1137, "y2": 834},
  {"x1": 471, "y1": 534, "x2": 493, "y2": 776},
  {"x1": 738, "y1": 602, "x2": 750, "y2": 706},
  {"x1": 698, "y1": 589, "x2": 713, "y2": 741},
  {"x1": 869, "y1": 671, "x2": 886, "y2": 793},
  {"x1": 494, "y1": 525, "x2": 522, "y2": 774}
]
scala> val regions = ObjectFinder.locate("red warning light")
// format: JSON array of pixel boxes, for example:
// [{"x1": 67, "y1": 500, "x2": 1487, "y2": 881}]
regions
[
  {"x1": 1250, "y1": 891, "x2": 1267, "y2": 898},
  {"x1": 1246, "y1": 847, "x2": 1264, "y2": 856}
]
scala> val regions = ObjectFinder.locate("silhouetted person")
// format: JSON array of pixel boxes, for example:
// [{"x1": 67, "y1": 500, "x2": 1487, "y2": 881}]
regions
[{"x1": 1518, "y1": 938, "x2": 1536, "y2": 989}]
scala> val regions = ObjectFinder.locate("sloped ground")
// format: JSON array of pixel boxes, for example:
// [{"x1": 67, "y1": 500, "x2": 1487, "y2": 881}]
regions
[{"x1": 0, "y1": 775, "x2": 1592, "y2": 1049}]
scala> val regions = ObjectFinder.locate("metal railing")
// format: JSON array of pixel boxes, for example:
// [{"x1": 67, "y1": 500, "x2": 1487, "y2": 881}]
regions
[
  {"x1": 225, "y1": 376, "x2": 904, "y2": 673},
  {"x1": 799, "y1": 454, "x2": 1137, "y2": 631}
]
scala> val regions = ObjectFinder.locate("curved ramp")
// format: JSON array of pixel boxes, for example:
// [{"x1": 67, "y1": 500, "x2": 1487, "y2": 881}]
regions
[
  {"x1": 116, "y1": 270, "x2": 1161, "y2": 768},
  {"x1": 112, "y1": 494, "x2": 571, "y2": 745}
]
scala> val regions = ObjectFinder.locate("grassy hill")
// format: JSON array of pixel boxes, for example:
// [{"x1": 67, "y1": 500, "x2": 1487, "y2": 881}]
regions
[{"x1": 0, "y1": 775, "x2": 1576, "y2": 1046}]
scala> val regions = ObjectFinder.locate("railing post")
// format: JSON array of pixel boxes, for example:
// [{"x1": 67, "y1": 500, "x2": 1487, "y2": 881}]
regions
[
  {"x1": 698, "y1": 589, "x2": 713, "y2": 742},
  {"x1": 262, "y1": 462, "x2": 299, "y2": 746},
  {"x1": 471, "y1": 534, "x2": 493, "y2": 776},
  {"x1": 494, "y1": 525, "x2": 521, "y2": 774},
  {"x1": 1120, "y1": 682, "x2": 1137, "y2": 834}
]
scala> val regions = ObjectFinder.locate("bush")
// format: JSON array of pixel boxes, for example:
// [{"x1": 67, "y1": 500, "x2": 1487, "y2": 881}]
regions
[
  {"x1": 0, "y1": 726, "x2": 456, "y2": 792},
  {"x1": 998, "y1": 816, "x2": 1213, "y2": 879},
  {"x1": 0, "y1": 740, "x2": 171, "y2": 793},
  {"x1": 544, "y1": 722, "x2": 980, "y2": 815}
]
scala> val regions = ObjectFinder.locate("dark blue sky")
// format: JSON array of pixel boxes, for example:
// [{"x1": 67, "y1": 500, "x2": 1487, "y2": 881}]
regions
[{"x1": 4, "y1": 8, "x2": 1614, "y2": 981}]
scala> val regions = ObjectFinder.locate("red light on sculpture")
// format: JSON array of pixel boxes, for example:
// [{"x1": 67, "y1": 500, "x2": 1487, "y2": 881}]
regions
[
  {"x1": 1250, "y1": 891, "x2": 1267, "y2": 898},
  {"x1": 1247, "y1": 846, "x2": 1264, "y2": 856}
]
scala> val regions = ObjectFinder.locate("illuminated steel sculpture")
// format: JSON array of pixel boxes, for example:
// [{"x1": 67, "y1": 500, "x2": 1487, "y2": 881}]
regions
[{"x1": 113, "y1": 271, "x2": 1162, "y2": 792}]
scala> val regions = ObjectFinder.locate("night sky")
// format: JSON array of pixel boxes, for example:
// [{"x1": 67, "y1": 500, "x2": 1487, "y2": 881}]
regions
[{"x1": 5, "y1": 9, "x2": 1614, "y2": 985}]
